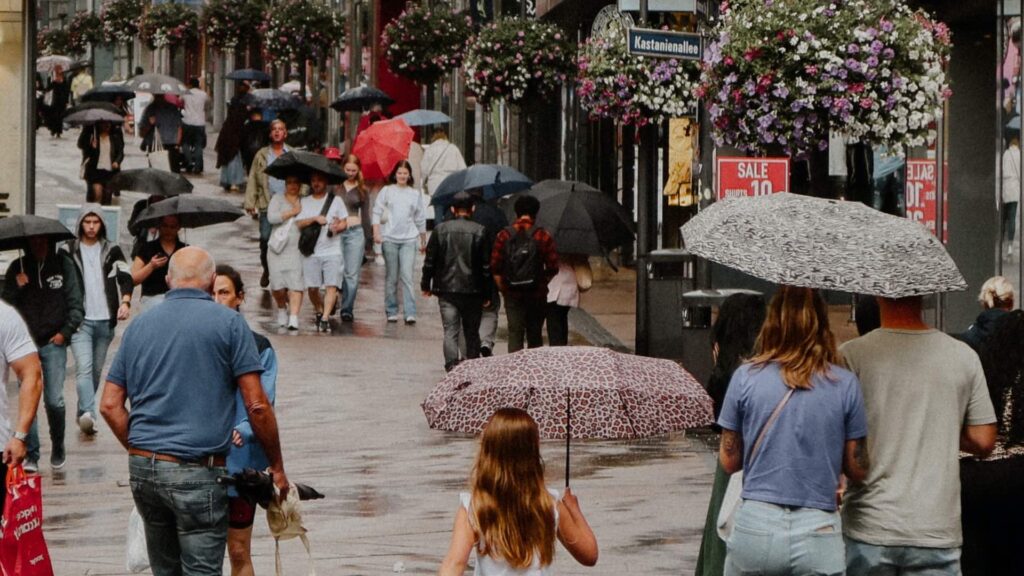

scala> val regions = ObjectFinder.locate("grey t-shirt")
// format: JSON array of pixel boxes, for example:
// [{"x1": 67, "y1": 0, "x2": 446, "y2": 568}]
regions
[
  {"x1": 839, "y1": 328, "x2": 996, "y2": 548},
  {"x1": 0, "y1": 302, "x2": 36, "y2": 445}
]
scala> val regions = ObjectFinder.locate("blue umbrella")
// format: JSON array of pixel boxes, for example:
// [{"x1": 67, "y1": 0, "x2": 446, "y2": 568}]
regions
[
  {"x1": 226, "y1": 68, "x2": 272, "y2": 83},
  {"x1": 430, "y1": 164, "x2": 533, "y2": 206},
  {"x1": 395, "y1": 109, "x2": 452, "y2": 127}
]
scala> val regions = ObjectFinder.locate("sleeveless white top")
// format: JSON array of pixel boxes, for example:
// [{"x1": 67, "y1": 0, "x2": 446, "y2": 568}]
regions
[{"x1": 459, "y1": 488, "x2": 561, "y2": 576}]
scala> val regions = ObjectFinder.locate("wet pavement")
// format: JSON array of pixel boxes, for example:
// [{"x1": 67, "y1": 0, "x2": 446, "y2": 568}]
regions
[{"x1": 29, "y1": 130, "x2": 718, "y2": 575}]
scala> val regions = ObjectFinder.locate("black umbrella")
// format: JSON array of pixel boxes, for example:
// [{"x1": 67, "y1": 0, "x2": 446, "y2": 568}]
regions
[
  {"x1": 125, "y1": 73, "x2": 188, "y2": 95},
  {"x1": 225, "y1": 68, "x2": 272, "y2": 83},
  {"x1": 65, "y1": 101, "x2": 123, "y2": 117},
  {"x1": 243, "y1": 89, "x2": 301, "y2": 111},
  {"x1": 528, "y1": 180, "x2": 635, "y2": 256},
  {"x1": 264, "y1": 151, "x2": 346, "y2": 184},
  {"x1": 64, "y1": 108, "x2": 124, "y2": 125},
  {"x1": 217, "y1": 469, "x2": 325, "y2": 507},
  {"x1": 81, "y1": 84, "x2": 136, "y2": 103},
  {"x1": 133, "y1": 195, "x2": 245, "y2": 229},
  {"x1": 430, "y1": 164, "x2": 533, "y2": 206},
  {"x1": 108, "y1": 169, "x2": 194, "y2": 197},
  {"x1": 0, "y1": 215, "x2": 74, "y2": 252},
  {"x1": 330, "y1": 85, "x2": 394, "y2": 112}
]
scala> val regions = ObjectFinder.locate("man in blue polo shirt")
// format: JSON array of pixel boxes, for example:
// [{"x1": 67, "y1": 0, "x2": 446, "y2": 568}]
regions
[{"x1": 101, "y1": 246, "x2": 289, "y2": 575}]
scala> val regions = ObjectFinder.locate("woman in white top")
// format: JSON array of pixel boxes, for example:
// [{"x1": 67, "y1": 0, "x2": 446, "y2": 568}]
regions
[
  {"x1": 372, "y1": 160, "x2": 427, "y2": 324},
  {"x1": 267, "y1": 176, "x2": 305, "y2": 330},
  {"x1": 1001, "y1": 132, "x2": 1021, "y2": 256},
  {"x1": 439, "y1": 408, "x2": 599, "y2": 576}
]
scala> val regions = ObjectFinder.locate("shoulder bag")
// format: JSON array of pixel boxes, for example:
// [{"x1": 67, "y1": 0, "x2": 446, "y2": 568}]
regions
[
  {"x1": 716, "y1": 387, "x2": 795, "y2": 540},
  {"x1": 147, "y1": 136, "x2": 172, "y2": 172},
  {"x1": 269, "y1": 216, "x2": 293, "y2": 255},
  {"x1": 298, "y1": 194, "x2": 335, "y2": 257}
]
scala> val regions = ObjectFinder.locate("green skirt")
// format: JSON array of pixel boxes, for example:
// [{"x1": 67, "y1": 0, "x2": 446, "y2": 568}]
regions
[{"x1": 695, "y1": 460, "x2": 731, "y2": 576}]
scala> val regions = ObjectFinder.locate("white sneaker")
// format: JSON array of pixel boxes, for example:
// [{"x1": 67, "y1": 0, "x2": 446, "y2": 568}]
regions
[
  {"x1": 78, "y1": 412, "x2": 96, "y2": 435},
  {"x1": 277, "y1": 309, "x2": 288, "y2": 327},
  {"x1": 375, "y1": 255, "x2": 385, "y2": 266},
  {"x1": 23, "y1": 460, "x2": 38, "y2": 474},
  {"x1": 287, "y1": 315, "x2": 299, "y2": 331}
]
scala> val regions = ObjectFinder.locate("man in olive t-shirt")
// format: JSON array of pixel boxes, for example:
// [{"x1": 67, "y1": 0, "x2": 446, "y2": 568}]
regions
[{"x1": 839, "y1": 296, "x2": 996, "y2": 575}]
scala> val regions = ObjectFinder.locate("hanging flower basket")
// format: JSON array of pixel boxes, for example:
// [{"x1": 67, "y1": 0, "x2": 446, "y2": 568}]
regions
[
  {"x1": 202, "y1": 0, "x2": 268, "y2": 51},
  {"x1": 101, "y1": 0, "x2": 145, "y2": 46},
  {"x1": 577, "y1": 29, "x2": 699, "y2": 126},
  {"x1": 139, "y1": 3, "x2": 199, "y2": 50},
  {"x1": 68, "y1": 11, "x2": 106, "y2": 52},
  {"x1": 464, "y1": 17, "x2": 575, "y2": 106},
  {"x1": 261, "y1": 0, "x2": 346, "y2": 67},
  {"x1": 382, "y1": 2, "x2": 473, "y2": 86},
  {"x1": 699, "y1": 0, "x2": 951, "y2": 156},
  {"x1": 38, "y1": 27, "x2": 74, "y2": 56}
]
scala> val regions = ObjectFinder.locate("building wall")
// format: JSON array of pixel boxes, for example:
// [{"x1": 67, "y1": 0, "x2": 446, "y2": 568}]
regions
[{"x1": 0, "y1": 0, "x2": 26, "y2": 216}]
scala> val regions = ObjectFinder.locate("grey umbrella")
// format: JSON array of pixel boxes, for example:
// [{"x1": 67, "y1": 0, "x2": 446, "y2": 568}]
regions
[
  {"x1": 81, "y1": 84, "x2": 136, "y2": 103},
  {"x1": 108, "y1": 169, "x2": 194, "y2": 197},
  {"x1": 264, "y1": 151, "x2": 346, "y2": 184},
  {"x1": 243, "y1": 89, "x2": 301, "y2": 111},
  {"x1": 680, "y1": 193, "x2": 967, "y2": 298},
  {"x1": 133, "y1": 196, "x2": 244, "y2": 229},
  {"x1": 330, "y1": 86, "x2": 394, "y2": 111},
  {"x1": 225, "y1": 68, "x2": 272, "y2": 83},
  {"x1": 64, "y1": 108, "x2": 124, "y2": 125},
  {"x1": 0, "y1": 215, "x2": 74, "y2": 252},
  {"x1": 430, "y1": 164, "x2": 533, "y2": 206},
  {"x1": 395, "y1": 109, "x2": 452, "y2": 127},
  {"x1": 125, "y1": 73, "x2": 188, "y2": 95}
]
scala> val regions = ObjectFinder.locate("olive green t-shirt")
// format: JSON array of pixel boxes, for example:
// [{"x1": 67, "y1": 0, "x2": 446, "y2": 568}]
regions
[{"x1": 839, "y1": 328, "x2": 996, "y2": 548}]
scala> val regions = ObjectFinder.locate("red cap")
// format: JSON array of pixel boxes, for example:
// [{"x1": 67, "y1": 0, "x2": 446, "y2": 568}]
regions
[{"x1": 324, "y1": 147, "x2": 342, "y2": 161}]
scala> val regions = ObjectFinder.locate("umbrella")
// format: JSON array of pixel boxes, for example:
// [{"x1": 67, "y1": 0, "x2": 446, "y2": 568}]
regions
[
  {"x1": 65, "y1": 101, "x2": 124, "y2": 117},
  {"x1": 125, "y1": 73, "x2": 188, "y2": 95},
  {"x1": 133, "y1": 196, "x2": 245, "y2": 229},
  {"x1": 527, "y1": 180, "x2": 635, "y2": 256},
  {"x1": 431, "y1": 164, "x2": 533, "y2": 206},
  {"x1": 36, "y1": 55, "x2": 73, "y2": 74},
  {"x1": 264, "y1": 151, "x2": 346, "y2": 184},
  {"x1": 225, "y1": 68, "x2": 272, "y2": 83},
  {"x1": 217, "y1": 469, "x2": 324, "y2": 508},
  {"x1": 330, "y1": 85, "x2": 394, "y2": 112},
  {"x1": 395, "y1": 109, "x2": 453, "y2": 127},
  {"x1": 108, "y1": 169, "x2": 194, "y2": 197},
  {"x1": 242, "y1": 89, "x2": 301, "y2": 111},
  {"x1": 422, "y1": 346, "x2": 714, "y2": 485},
  {"x1": 0, "y1": 215, "x2": 74, "y2": 252},
  {"x1": 64, "y1": 108, "x2": 124, "y2": 126},
  {"x1": 351, "y1": 118, "x2": 414, "y2": 180},
  {"x1": 680, "y1": 192, "x2": 967, "y2": 298},
  {"x1": 81, "y1": 84, "x2": 136, "y2": 103}
]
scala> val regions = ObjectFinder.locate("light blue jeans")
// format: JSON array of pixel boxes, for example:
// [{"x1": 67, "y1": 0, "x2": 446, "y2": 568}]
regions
[
  {"x1": 340, "y1": 226, "x2": 366, "y2": 316},
  {"x1": 129, "y1": 455, "x2": 229, "y2": 576},
  {"x1": 382, "y1": 239, "x2": 418, "y2": 318},
  {"x1": 70, "y1": 319, "x2": 114, "y2": 417},
  {"x1": 846, "y1": 538, "x2": 961, "y2": 576},
  {"x1": 26, "y1": 342, "x2": 67, "y2": 463},
  {"x1": 725, "y1": 500, "x2": 845, "y2": 576}
]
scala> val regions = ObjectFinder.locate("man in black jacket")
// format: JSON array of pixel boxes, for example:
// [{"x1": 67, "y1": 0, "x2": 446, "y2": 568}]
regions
[
  {"x1": 2, "y1": 235, "x2": 84, "y2": 472},
  {"x1": 421, "y1": 192, "x2": 492, "y2": 371}
]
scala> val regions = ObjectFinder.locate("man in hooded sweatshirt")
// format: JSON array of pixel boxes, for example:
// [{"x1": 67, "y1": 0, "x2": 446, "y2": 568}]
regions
[
  {"x1": 61, "y1": 206, "x2": 133, "y2": 436},
  {"x1": 2, "y1": 234, "x2": 83, "y2": 472}
]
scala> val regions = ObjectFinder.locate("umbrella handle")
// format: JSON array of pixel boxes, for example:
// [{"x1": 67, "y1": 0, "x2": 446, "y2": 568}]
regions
[{"x1": 565, "y1": 387, "x2": 571, "y2": 488}]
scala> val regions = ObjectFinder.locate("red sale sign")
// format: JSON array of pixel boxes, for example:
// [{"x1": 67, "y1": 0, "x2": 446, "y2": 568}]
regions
[
  {"x1": 905, "y1": 159, "x2": 947, "y2": 240},
  {"x1": 716, "y1": 157, "x2": 790, "y2": 200}
]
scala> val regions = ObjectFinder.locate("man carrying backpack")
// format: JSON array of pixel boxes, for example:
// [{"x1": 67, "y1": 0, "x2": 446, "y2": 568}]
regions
[{"x1": 491, "y1": 195, "x2": 559, "y2": 353}]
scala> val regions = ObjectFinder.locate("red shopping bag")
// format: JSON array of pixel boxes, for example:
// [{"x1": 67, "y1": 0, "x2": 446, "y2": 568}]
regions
[{"x1": 0, "y1": 465, "x2": 54, "y2": 576}]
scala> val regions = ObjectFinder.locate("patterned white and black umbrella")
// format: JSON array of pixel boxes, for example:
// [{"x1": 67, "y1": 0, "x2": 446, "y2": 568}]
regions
[
  {"x1": 681, "y1": 193, "x2": 966, "y2": 298},
  {"x1": 125, "y1": 73, "x2": 188, "y2": 95}
]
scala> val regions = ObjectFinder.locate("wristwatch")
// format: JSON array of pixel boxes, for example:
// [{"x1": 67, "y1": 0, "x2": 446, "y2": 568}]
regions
[{"x1": 13, "y1": 431, "x2": 27, "y2": 442}]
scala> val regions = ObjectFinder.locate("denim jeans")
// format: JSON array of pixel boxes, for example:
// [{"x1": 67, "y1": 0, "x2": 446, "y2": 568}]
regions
[
  {"x1": 259, "y1": 211, "x2": 272, "y2": 276},
  {"x1": 439, "y1": 294, "x2": 484, "y2": 369},
  {"x1": 70, "y1": 319, "x2": 114, "y2": 417},
  {"x1": 724, "y1": 500, "x2": 845, "y2": 576},
  {"x1": 382, "y1": 239, "x2": 418, "y2": 318},
  {"x1": 129, "y1": 455, "x2": 229, "y2": 576},
  {"x1": 479, "y1": 286, "x2": 500, "y2": 349},
  {"x1": 340, "y1": 226, "x2": 366, "y2": 316},
  {"x1": 504, "y1": 296, "x2": 546, "y2": 352},
  {"x1": 26, "y1": 342, "x2": 67, "y2": 462},
  {"x1": 181, "y1": 125, "x2": 206, "y2": 172},
  {"x1": 846, "y1": 538, "x2": 961, "y2": 576}
]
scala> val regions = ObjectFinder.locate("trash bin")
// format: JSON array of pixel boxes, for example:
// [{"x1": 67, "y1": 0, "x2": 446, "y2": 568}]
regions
[
  {"x1": 680, "y1": 289, "x2": 764, "y2": 384},
  {"x1": 636, "y1": 249, "x2": 697, "y2": 362}
]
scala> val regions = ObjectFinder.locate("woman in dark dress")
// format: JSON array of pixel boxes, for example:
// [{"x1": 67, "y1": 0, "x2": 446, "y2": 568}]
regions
[
  {"x1": 215, "y1": 83, "x2": 250, "y2": 192},
  {"x1": 77, "y1": 121, "x2": 124, "y2": 205},
  {"x1": 44, "y1": 66, "x2": 70, "y2": 138}
]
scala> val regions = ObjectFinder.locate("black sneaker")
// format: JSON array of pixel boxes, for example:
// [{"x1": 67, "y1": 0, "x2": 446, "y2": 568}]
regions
[
  {"x1": 319, "y1": 320, "x2": 331, "y2": 333},
  {"x1": 480, "y1": 345, "x2": 493, "y2": 358},
  {"x1": 341, "y1": 311, "x2": 354, "y2": 322},
  {"x1": 260, "y1": 270, "x2": 270, "y2": 288},
  {"x1": 50, "y1": 445, "x2": 66, "y2": 470},
  {"x1": 315, "y1": 313, "x2": 323, "y2": 330}
]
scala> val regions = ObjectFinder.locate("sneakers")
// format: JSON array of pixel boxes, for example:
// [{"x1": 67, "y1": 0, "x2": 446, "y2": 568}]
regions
[
  {"x1": 277, "y1": 309, "x2": 288, "y2": 327},
  {"x1": 480, "y1": 345, "x2": 493, "y2": 358},
  {"x1": 341, "y1": 311, "x2": 354, "y2": 322},
  {"x1": 23, "y1": 460, "x2": 38, "y2": 474},
  {"x1": 387, "y1": 315, "x2": 399, "y2": 323},
  {"x1": 50, "y1": 445, "x2": 66, "y2": 470},
  {"x1": 78, "y1": 412, "x2": 96, "y2": 435},
  {"x1": 404, "y1": 316, "x2": 416, "y2": 325},
  {"x1": 287, "y1": 315, "x2": 299, "y2": 331},
  {"x1": 318, "y1": 320, "x2": 331, "y2": 333},
  {"x1": 260, "y1": 270, "x2": 270, "y2": 288}
]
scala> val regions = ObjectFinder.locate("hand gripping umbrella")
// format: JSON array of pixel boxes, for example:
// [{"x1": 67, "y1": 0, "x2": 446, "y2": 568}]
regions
[
  {"x1": 108, "y1": 169, "x2": 194, "y2": 197},
  {"x1": 351, "y1": 118, "x2": 414, "y2": 180},
  {"x1": 430, "y1": 164, "x2": 533, "y2": 206},
  {"x1": 125, "y1": 73, "x2": 188, "y2": 95},
  {"x1": 0, "y1": 215, "x2": 74, "y2": 252},
  {"x1": 132, "y1": 196, "x2": 244, "y2": 229},
  {"x1": 527, "y1": 180, "x2": 636, "y2": 256},
  {"x1": 263, "y1": 151, "x2": 346, "y2": 185},
  {"x1": 330, "y1": 85, "x2": 394, "y2": 112},
  {"x1": 422, "y1": 346, "x2": 715, "y2": 485}
]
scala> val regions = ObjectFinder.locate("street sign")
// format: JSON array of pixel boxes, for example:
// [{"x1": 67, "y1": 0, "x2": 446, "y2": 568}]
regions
[
  {"x1": 627, "y1": 28, "x2": 702, "y2": 60},
  {"x1": 618, "y1": 0, "x2": 697, "y2": 11},
  {"x1": 905, "y1": 159, "x2": 948, "y2": 240},
  {"x1": 715, "y1": 157, "x2": 790, "y2": 200}
]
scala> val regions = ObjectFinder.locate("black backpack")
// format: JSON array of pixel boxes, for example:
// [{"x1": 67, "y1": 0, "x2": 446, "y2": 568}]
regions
[{"x1": 502, "y1": 225, "x2": 543, "y2": 291}]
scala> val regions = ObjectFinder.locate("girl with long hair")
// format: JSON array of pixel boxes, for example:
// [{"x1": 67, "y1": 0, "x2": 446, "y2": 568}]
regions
[
  {"x1": 439, "y1": 408, "x2": 598, "y2": 575},
  {"x1": 717, "y1": 286, "x2": 869, "y2": 576},
  {"x1": 334, "y1": 153, "x2": 368, "y2": 321},
  {"x1": 372, "y1": 159, "x2": 427, "y2": 323}
]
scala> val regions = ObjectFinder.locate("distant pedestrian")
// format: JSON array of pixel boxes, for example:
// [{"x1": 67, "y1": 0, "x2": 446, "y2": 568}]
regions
[
  {"x1": 372, "y1": 160, "x2": 427, "y2": 324},
  {"x1": 70, "y1": 66, "x2": 93, "y2": 104},
  {"x1": 216, "y1": 82, "x2": 250, "y2": 192},
  {"x1": 961, "y1": 276, "x2": 1014, "y2": 353},
  {"x1": 421, "y1": 128, "x2": 467, "y2": 224},
  {"x1": 0, "y1": 298, "x2": 44, "y2": 480},
  {"x1": 131, "y1": 215, "x2": 188, "y2": 312},
  {"x1": 77, "y1": 120, "x2": 124, "y2": 205},
  {"x1": 140, "y1": 94, "x2": 184, "y2": 173},
  {"x1": 1001, "y1": 130, "x2": 1020, "y2": 258},
  {"x1": 62, "y1": 206, "x2": 132, "y2": 437},
  {"x1": 267, "y1": 175, "x2": 305, "y2": 330},
  {"x1": 181, "y1": 77, "x2": 209, "y2": 174},
  {"x1": 331, "y1": 152, "x2": 368, "y2": 322},
  {"x1": 421, "y1": 192, "x2": 492, "y2": 371},
  {"x1": 490, "y1": 195, "x2": 558, "y2": 352},
  {"x1": 211, "y1": 265, "x2": 278, "y2": 576},
  {"x1": 245, "y1": 119, "x2": 291, "y2": 289},
  {"x1": 43, "y1": 65, "x2": 69, "y2": 138},
  {"x1": 840, "y1": 295, "x2": 997, "y2": 576},
  {"x1": 438, "y1": 407, "x2": 598, "y2": 575},
  {"x1": 100, "y1": 247, "x2": 289, "y2": 576},
  {"x1": 545, "y1": 255, "x2": 590, "y2": 347},
  {"x1": 470, "y1": 198, "x2": 508, "y2": 357},
  {"x1": 2, "y1": 236, "x2": 84, "y2": 473},
  {"x1": 718, "y1": 286, "x2": 869, "y2": 576},
  {"x1": 239, "y1": 109, "x2": 268, "y2": 175},
  {"x1": 297, "y1": 170, "x2": 348, "y2": 332}
]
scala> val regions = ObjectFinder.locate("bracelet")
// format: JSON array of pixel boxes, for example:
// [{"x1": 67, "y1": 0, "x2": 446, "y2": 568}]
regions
[{"x1": 122, "y1": 301, "x2": 131, "y2": 307}]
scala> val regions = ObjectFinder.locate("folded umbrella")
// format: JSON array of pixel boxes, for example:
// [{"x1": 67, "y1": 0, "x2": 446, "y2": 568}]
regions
[
  {"x1": 108, "y1": 169, "x2": 193, "y2": 197},
  {"x1": 330, "y1": 85, "x2": 394, "y2": 112},
  {"x1": 80, "y1": 84, "x2": 136, "y2": 103},
  {"x1": 351, "y1": 118, "x2": 414, "y2": 180},
  {"x1": 431, "y1": 164, "x2": 532, "y2": 206},
  {"x1": 243, "y1": 89, "x2": 301, "y2": 111},
  {"x1": 395, "y1": 109, "x2": 453, "y2": 127},
  {"x1": 36, "y1": 55, "x2": 73, "y2": 74},
  {"x1": 264, "y1": 151, "x2": 346, "y2": 185},
  {"x1": 226, "y1": 68, "x2": 272, "y2": 83},
  {"x1": 125, "y1": 73, "x2": 188, "y2": 95},
  {"x1": 64, "y1": 108, "x2": 124, "y2": 126},
  {"x1": 680, "y1": 192, "x2": 967, "y2": 298},
  {"x1": 0, "y1": 215, "x2": 74, "y2": 252},
  {"x1": 217, "y1": 469, "x2": 325, "y2": 508},
  {"x1": 527, "y1": 180, "x2": 635, "y2": 256},
  {"x1": 133, "y1": 196, "x2": 244, "y2": 229}
]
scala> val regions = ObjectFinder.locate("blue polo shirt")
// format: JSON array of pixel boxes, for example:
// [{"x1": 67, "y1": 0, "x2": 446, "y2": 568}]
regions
[{"x1": 106, "y1": 288, "x2": 264, "y2": 460}]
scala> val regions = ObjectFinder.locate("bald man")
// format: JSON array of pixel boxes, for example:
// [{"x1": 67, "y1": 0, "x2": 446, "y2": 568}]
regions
[{"x1": 101, "y1": 247, "x2": 289, "y2": 575}]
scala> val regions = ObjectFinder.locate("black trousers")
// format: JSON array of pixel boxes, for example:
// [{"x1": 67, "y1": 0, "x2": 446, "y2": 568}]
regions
[
  {"x1": 505, "y1": 295, "x2": 545, "y2": 353},
  {"x1": 546, "y1": 302, "x2": 570, "y2": 346}
]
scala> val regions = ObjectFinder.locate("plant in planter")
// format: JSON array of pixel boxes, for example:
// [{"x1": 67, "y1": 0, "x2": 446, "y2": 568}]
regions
[
  {"x1": 261, "y1": 0, "x2": 346, "y2": 68},
  {"x1": 38, "y1": 27, "x2": 75, "y2": 56},
  {"x1": 139, "y1": 2, "x2": 200, "y2": 50},
  {"x1": 101, "y1": 0, "x2": 145, "y2": 46},
  {"x1": 68, "y1": 11, "x2": 106, "y2": 53},
  {"x1": 382, "y1": 1, "x2": 473, "y2": 86},
  {"x1": 577, "y1": 29, "x2": 699, "y2": 126},
  {"x1": 464, "y1": 17, "x2": 575, "y2": 106},
  {"x1": 202, "y1": 0, "x2": 268, "y2": 51}
]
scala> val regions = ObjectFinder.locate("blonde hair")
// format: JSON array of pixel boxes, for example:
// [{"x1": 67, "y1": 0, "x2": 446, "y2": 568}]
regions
[
  {"x1": 749, "y1": 286, "x2": 839, "y2": 390},
  {"x1": 469, "y1": 408, "x2": 556, "y2": 569},
  {"x1": 979, "y1": 276, "x2": 1015, "y2": 309}
]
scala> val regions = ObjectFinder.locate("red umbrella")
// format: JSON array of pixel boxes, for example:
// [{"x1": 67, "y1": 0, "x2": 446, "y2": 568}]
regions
[{"x1": 351, "y1": 118, "x2": 414, "y2": 180}]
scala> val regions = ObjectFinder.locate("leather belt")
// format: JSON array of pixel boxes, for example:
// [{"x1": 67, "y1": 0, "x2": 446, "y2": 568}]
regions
[{"x1": 128, "y1": 447, "x2": 226, "y2": 468}]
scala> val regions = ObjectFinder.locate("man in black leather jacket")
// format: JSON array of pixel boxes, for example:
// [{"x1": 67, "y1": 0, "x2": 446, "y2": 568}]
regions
[{"x1": 421, "y1": 192, "x2": 493, "y2": 371}]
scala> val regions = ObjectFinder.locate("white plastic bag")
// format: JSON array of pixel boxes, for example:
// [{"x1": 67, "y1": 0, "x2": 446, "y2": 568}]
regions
[{"x1": 126, "y1": 505, "x2": 150, "y2": 573}]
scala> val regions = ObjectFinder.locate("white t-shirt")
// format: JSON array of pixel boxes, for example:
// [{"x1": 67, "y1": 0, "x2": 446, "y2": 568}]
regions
[
  {"x1": 80, "y1": 242, "x2": 110, "y2": 321},
  {"x1": 299, "y1": 193, "x2": 348, "y2": 257},
  {"x1": 0, "y1": 302, "x2": 37, "y2": 445},
  {"x1": 181, "y1": 88, "x2": 208, "y2": 126},
  {"x1": 459, "y1": 488, "x2": 560, "y2": 576}
]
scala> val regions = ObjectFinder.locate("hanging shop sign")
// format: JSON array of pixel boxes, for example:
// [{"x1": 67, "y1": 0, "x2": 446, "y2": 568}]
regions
[
  {"x1": 626, "y1": 28, "x2": 702, "y2": 60},
  {"x1": 905, "y1": 159, "x2": 948, "y2": 240},
  {"x1": 715, "y1": 157, "x2": 790, "y2": 200},
  {"x1": 618, "y1": 0, "x2": 697, "y2": 12}
]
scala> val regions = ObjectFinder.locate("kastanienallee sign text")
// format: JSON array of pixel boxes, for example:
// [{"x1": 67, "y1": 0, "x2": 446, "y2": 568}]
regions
[{"x1": 626, "y1": 28, "x2": 702, "y2": 60}]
